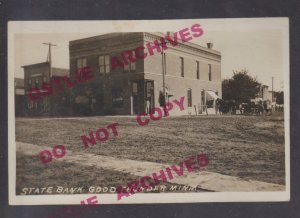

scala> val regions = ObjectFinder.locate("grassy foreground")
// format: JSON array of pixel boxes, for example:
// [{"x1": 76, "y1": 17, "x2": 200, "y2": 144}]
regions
[{"x1": 16, "y1": 112, "x2": 285, "y2": 193}]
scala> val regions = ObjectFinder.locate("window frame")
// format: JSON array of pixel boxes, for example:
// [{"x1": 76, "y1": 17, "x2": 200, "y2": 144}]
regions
[
  {"x1": 187, "y1": 88, "x2": 192, "y2": 107},
  {"x1": 35, "y1": 78, "x2": 39, "y2": 88},
  {"x1": 123, "y1": 62, "x2": 136, "y2": 73},
  {"x1": 208, "y1": 64, "x2": 212, "y2": 81},
  {"x1": 123, "y1": 52, "x2": 136, "y2": 73},
  {"x1": 130, "y1": 61, "x2": 136, "y2": 72},
  {"x1": 77, "y1": 58, "x2": 87, "y2": 70},
  {"x1": 99, "y1": 54, "x2": 110, "y2": 74},
  {"x1": 180, "y1": 57, "x2": 184, "y2": 77},
  {"x1": 196, "y1": 61, "x2": 200, "y2": 79}
]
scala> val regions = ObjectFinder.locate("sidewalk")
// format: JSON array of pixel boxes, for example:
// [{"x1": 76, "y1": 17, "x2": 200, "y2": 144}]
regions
[{"x1": 16, "y1": 141, "x2": 285, "y2": 192}]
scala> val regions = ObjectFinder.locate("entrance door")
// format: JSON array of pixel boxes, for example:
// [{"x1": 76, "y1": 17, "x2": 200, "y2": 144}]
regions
[
  {"x1": 95, "y1": 93, "x2": 104, "y2": 115},
  {"x1": 131, "y1": 80, "x2": 154, "y2": 115},
  {"x1": 132, "y1": 82, "x2": 140, "y2": 115},
  {"x1": 145, "y1": 81, "x2": 155, "y2": 112},
  {"x1": 200, "y1": 90, "x2": 206, "y2": 113}
]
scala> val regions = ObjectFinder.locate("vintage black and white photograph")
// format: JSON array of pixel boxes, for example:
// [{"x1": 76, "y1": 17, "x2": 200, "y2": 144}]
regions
[{"x1": 8, "y1": 18, "x2": 289, "y2": 205}]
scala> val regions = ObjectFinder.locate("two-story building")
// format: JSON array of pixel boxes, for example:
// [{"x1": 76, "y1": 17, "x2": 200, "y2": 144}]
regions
[
  {"x1": 22, "y1": 62, "x2": 69, "y2": 116},
  {"x1": 69, "y1": 32, "x2": 222, "y2": 116},
  {"x1": 14, "y1": 78, "x2": 25, "y2": 116}
]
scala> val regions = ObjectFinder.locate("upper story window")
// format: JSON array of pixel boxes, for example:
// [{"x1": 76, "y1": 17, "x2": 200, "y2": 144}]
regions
[
  {"x1": 196, "y1": 61, "x2": 200, "y2": 79},
  {"x1": 131, "y1": 61, "x2": 136, "y2": 72},
  {"x1": 208, "y1": 64, "x2": 212, "y2": 81},
  {"x1": 123, "y1": 52, "x2": 136, "y2": 73},
  {"x1": 77, "y1": 58, "x2": 87, "y2": 70},
  {"x1": 180, "y1": 57, "x2": 184, "y2": 77},
  {"x1": 187, "y1": 88, "x2": 192, "y2": 107},
  {"x1": 28, "y1": 79, "x2": 32, "y2": 85},
  {"x1": 124, "y1": 62, "x2": 130, "y2": 72},
  {"x1": 99, "y1": 55, "x2": 110, "y2": 74},
  {"x1": 35, "y1": 78, "x2": 39, "y2": 87}
]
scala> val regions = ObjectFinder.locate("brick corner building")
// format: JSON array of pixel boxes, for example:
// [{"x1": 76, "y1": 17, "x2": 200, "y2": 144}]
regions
[{"x1": 69, "y1": 32, "x2": 222, "y2": 116}]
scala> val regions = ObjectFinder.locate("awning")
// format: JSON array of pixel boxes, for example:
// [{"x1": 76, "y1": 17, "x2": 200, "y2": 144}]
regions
[
  {"x1": 206, "y1": 90, "x2": 219, "y2": 99},
  {"x1": 160, "y1": 86, "x2": 174, "y2": 97},
  {"x1": 166, "y1": 90, "x2": 174, "y2": 97}
]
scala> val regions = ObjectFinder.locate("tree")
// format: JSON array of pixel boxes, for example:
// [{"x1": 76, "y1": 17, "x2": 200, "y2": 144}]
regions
[{"x1": 222, "y1": 70, "x2": 261, "y2": 103}]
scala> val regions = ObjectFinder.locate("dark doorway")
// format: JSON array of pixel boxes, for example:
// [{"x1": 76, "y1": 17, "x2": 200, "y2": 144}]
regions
[
  {"x1": 131, "y1": 80, "x2": 155, "y2": 115},
  {"x1": 95, "y1": 93, "x2": 104, "y2": 115},
  {"x1": 132, "y1": 81, "x2": 141, "y2": 115},
  {"x1": 145, "y1": 80, "x2": 155, "y2": 112}
]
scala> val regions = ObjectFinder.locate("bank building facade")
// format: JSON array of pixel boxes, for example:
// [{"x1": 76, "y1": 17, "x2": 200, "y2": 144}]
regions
[{"x1": 69, "y1": 32, "x2": 222, "y2": 116}]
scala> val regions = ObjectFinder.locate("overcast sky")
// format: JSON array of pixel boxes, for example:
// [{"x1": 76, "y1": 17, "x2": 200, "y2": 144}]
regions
[{"x1": 13, "y1": 20, "x2": 286, "y2": 91}]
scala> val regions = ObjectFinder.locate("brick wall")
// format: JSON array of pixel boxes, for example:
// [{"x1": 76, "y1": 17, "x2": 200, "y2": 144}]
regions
[
  {"x1": 69, "y1": 32, "x2": 222, "y2": 116},
  {"x1": 69, "y1": 33, "x2": 145, "y2": 115},
  {"x1": 23, "y1": 63, "x2": 51, "y2": 116}
]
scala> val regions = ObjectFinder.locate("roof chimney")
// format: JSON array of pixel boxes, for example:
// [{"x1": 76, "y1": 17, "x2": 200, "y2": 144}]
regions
[{"x1": 207, "y1": 43, "x2": 213, "y2": 49}]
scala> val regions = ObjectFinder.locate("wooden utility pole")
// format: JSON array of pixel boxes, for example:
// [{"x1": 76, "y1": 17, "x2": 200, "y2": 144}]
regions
[
  {"x1": 43, "y1": 42, "x2": 56, "y2": 77},
  {"x1": 158, "y1": 41, "x2": 168, "y2": 100},
  {"x1": 272, "y1": 76, "x2": 274, "y2": 102}
]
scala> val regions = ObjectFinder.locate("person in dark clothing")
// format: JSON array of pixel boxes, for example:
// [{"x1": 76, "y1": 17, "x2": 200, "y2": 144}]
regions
[
  {"x1": 159, "y1": 91, "x2": 168, "y2": 116},
  {"x1": 215, "y1": 98, "x2": 221, "y2": 115}
]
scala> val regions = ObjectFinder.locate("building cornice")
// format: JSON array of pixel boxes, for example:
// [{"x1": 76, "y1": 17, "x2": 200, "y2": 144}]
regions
[
  {"x1": 143, "y1": 32, "x2": 221, "y2": 60},
  {"x1": 69, "y1": 32, "x2": 221, "y2": 62}
]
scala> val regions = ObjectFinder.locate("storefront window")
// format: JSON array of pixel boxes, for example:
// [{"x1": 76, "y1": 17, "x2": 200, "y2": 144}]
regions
[
  {"x1": 112, "y1": 87, "x2": 123, "y2": 108},
  {"x1": 132, "y1": 82, "x2": 138, "y2": 95}
]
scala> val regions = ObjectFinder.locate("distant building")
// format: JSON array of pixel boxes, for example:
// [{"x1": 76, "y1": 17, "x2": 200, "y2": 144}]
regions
[
  {"x1": 69, "y1": 32, "x2": 221, "y2": 116},
  {"x1": 260, "y1": 85, "x2": 275, "y2": 102},
  {"x1": 22, "y1": 62, "x2": 70, "y2": 116},
  {"x1": 14, "y1": 78, "x2": 25, "y2": 116}
]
